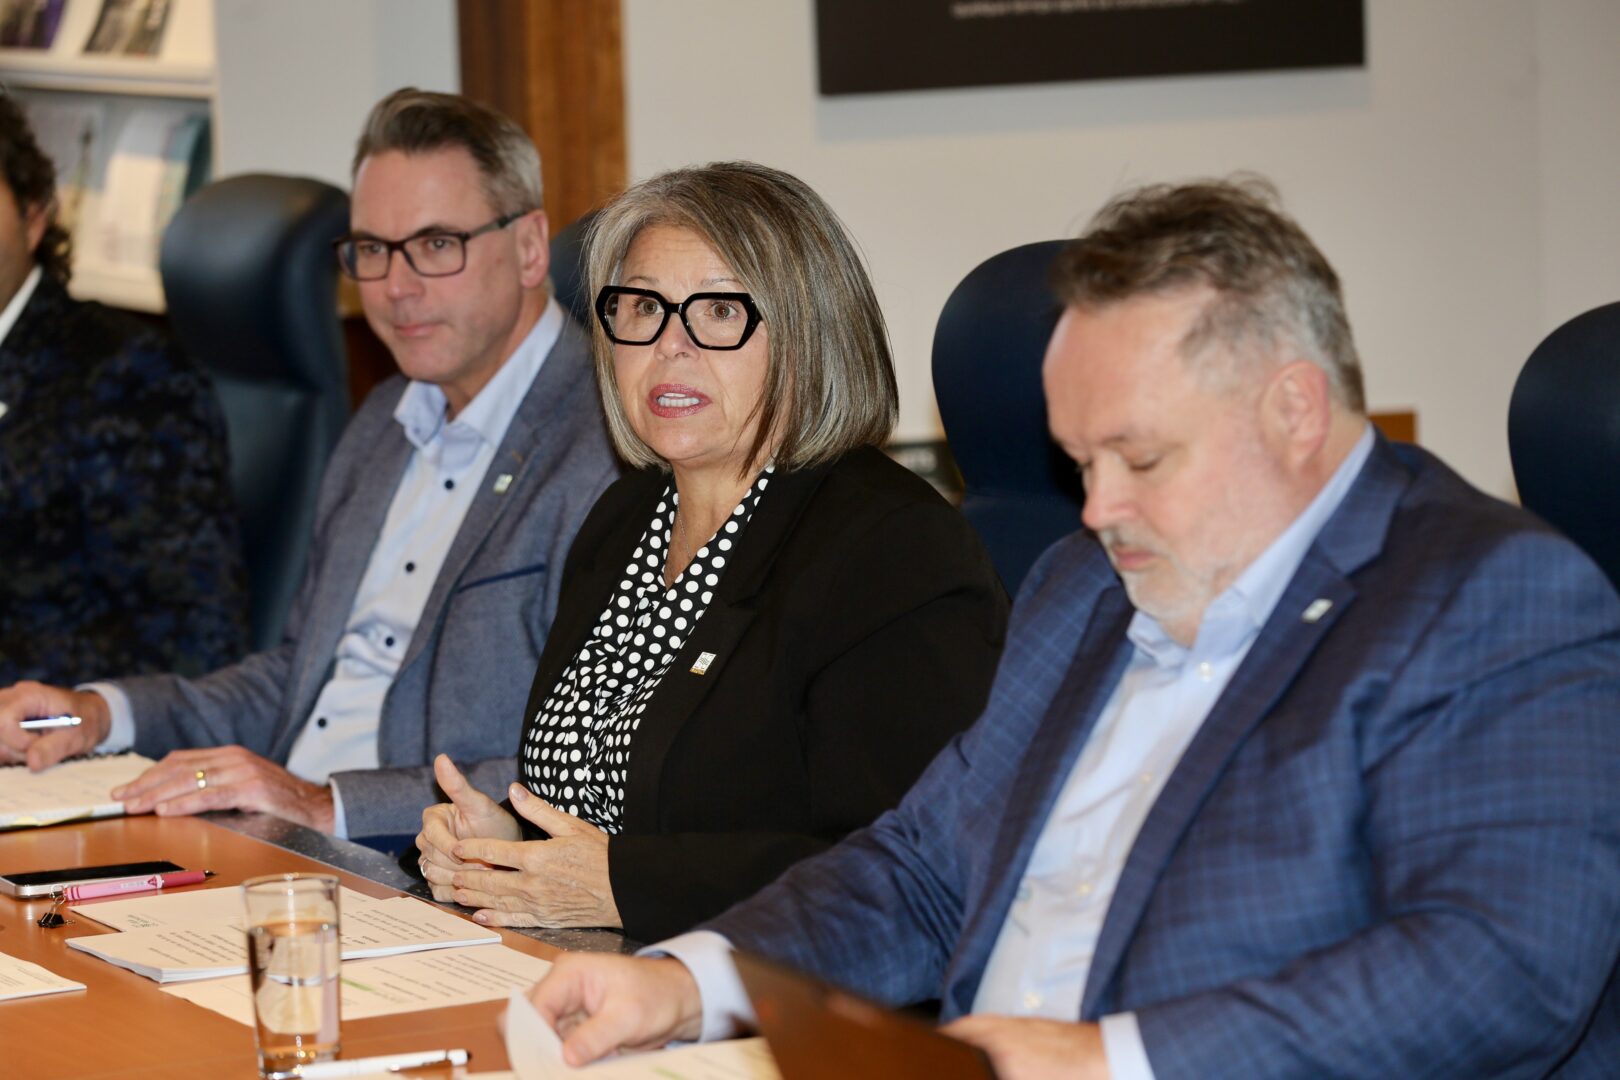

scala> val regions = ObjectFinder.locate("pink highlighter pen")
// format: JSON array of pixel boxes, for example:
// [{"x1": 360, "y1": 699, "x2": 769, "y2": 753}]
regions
[{"x1": 64, "y1": 870, "x2": 214, "y2": 902}]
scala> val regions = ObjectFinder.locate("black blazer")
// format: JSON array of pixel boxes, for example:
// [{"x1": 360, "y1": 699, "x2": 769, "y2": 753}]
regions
[
  {"x1": 519, "y1": 446, "x2": 1009, "y2": 940},
  {"x1": 0, "y1": 275, "x2": 247, "y2": 684}
]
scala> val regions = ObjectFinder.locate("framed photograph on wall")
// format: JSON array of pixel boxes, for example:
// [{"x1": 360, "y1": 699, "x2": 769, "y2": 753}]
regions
[{"x1": 815, "y1": 0, "x2": 1365, "y2": 96}]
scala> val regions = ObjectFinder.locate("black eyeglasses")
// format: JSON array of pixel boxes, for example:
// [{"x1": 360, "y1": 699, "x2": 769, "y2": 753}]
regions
[
  {"x1": 594, "y1": 285, "x2": 763, "y2": 350},
  {"x1": 333, "y1": 211, "x2": 526, "y2": 281}
]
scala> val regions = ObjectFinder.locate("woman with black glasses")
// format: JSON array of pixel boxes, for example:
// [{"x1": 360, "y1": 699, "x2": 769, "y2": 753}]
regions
[{"x1": 415, "y1": 161, "x2": 1008, "y2": 941}]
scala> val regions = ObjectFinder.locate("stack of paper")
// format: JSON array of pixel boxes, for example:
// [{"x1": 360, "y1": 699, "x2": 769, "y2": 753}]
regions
[
  {"x1": 68, "y1": 887, "x2": 499, "y2": 983},
  {"x1": 0, "y1": 949, "x2": 86, "y2": 1001},
  {"x1": 0, "y1": 753, "x2": 155, "y2": 829},
  {"x1": 164, "y1": 945, "x2": 554, "y2": 1025}
]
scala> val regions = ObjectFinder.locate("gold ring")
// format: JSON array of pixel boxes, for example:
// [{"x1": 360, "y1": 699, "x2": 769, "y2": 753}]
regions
[{"x1": 195, "y1": 769, "x2": 208, "y2": 790}]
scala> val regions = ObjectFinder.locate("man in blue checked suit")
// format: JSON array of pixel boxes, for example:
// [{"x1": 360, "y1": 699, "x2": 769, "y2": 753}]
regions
[{"x1": 522, "y1": 179, "x2": 1620, "y2": 1079}]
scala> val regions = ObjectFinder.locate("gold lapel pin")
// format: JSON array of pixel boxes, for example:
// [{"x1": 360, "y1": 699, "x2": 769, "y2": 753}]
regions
[
  {"x1": 690, "y1": 651, "x2": 717, "y2": 675},
  {"x1": 493, "y1": 473, "x2": 514, "y2": 495}
]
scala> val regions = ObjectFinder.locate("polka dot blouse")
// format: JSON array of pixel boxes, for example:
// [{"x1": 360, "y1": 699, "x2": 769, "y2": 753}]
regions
[{"x1": 520, "y1": 467, "x2": 774, "y2": 832}]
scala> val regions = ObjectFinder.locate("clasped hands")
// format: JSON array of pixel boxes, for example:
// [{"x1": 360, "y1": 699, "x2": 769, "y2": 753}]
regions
[
  {"x1": 0, "y1": 680, "x2": 335, "y2": 831},
  {"x1": 416, "y1": 753, "x2": 621, "y2": 929}
]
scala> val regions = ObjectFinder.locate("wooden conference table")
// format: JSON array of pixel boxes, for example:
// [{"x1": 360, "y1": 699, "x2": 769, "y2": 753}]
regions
[{"x1": 0, "y1": 811, "x2": 635, "y2": 1079}]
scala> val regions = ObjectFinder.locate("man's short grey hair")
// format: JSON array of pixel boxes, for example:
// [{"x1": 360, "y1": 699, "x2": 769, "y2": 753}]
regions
[
  {"x1": 352, "y1": 88, "x2": 542, "y2": 217},
  {"x1": 584, "y1": 161, "x2": 898, "y2": 474},
  {"x1": 1051, "y1": 175, "x2": 1366, "y2": 413}
]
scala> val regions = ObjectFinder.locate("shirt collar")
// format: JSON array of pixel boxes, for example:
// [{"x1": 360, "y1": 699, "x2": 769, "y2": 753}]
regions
[
  {"x1": 1128, "y1": 424, "x2": 1376, "y2": 668},
  {"x1": 393, "y1": 295, "x2": 564, "y2": 456},
  {"x1": 0, "y1": 266, "x2": 44, "y2": 349}
]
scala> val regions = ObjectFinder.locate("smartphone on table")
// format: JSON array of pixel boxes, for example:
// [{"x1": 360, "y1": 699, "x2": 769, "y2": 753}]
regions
[{"x1": 0, "y1": 860, "x2": 185, "y2": 898}]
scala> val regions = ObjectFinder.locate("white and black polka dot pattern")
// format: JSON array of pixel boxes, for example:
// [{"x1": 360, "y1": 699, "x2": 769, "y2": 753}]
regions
[{"x1": 521, "y1": 467, "x2": 774, "y2": 831}]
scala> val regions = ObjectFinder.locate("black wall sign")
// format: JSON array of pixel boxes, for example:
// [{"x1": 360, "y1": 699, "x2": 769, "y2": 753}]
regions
[{"x1": 815, "y1": 0, "x2": 1365, "y2": 96}]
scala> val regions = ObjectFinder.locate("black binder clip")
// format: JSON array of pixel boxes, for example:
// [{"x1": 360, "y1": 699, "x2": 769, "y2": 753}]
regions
[{"x1": 37, "y1": 888, "x2": 67, "y2": 928}]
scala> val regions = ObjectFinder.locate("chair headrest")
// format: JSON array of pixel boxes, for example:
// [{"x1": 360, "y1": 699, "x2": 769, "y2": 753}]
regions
[
  {"x1": 550, "y1": 208, "x2": 601, "y2": 328},
  {"x1": 160, "y1": 173, "x2": 350, "y2": 389},
  {"x1": 932, "y1": 240, "x2": 1083, "y2": 503},
  {"x1": 1509, "y1": 300, "x2": 1620, "y2": 588}
]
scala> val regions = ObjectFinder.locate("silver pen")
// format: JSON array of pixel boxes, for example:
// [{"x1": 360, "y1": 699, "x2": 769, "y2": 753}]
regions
[
  {"x1": 19, "y1": 715, "x2": 82, "y2": 730},
  {"x1": 295, "y1": 1048, "x2": 469, "y2": 1079}
]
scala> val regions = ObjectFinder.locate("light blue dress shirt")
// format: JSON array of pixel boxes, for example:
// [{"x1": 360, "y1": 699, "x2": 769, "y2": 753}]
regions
[
  {"x1": 658, "y1": 425, "x2": 1375, "y2": 1074},
  {"x1": 94, "y1": 299, "x2": 563, "y2": 838}
]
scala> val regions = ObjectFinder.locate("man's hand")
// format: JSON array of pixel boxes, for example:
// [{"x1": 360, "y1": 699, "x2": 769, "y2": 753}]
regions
[
  {"x1": 417, "y1": 754, "x2": 521, "y2": 900},
  {"x1": 941, "y1": 1015, "x2": 1111, "y2": 1080},
  {"x1": 0, "y1": 682, "x2": 112, "y2": 770},
  {"x1": 109, "y1": 745, "x2": 336, "y2": 832},
  {"x1": 448, "y1": 783, "x2": 619, "y2": 929},
  {"x1": 529, "y1": 953, "x2": 704, "y2": 1066}
]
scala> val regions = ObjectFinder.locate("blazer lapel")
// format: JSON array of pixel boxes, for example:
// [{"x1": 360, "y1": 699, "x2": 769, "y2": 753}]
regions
[
  {"x1": 520, "y1": 468, "x2": 665, "y2": 728},
  {"x1": 397, "y1": 324, "x2": 592, "y2": 678},
  {"x1": 272, "y1": 413, "x2": 413, "y2": 760},
  {"x1": 1079, "y1": 434, "x2": 1412, "y2": 1017},
  {"x1": 946, "y1": 584, "x2": 1135, "y2": 1015},
  {"x1": 619, "y1": 460, "x2": 836, "y2": 835}
]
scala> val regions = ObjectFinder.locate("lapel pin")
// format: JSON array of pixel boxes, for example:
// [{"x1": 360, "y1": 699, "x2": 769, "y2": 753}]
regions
[
  {"x1": 1302, "y1": 598, "x2": 1333, "y2": 623},
  {"x1": 493, "y1": 473, "x2": 514, "y2": 494},
  {"x1": 690, "y1": 651, "x2": 717, "y2": 675},
  {"x1": 0, "y1": 401, "x2": 8, "y2": 421}
]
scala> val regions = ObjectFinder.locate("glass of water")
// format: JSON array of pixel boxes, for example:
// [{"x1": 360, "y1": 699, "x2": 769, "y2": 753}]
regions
[{"x1": 242, "y1": 873, "x2": 341, "y2": 1079}]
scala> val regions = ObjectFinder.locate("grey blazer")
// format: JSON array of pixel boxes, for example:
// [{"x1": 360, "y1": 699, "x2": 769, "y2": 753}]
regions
[{"x1": 115, "y1": 316, "x2": 620, "y2": 837}]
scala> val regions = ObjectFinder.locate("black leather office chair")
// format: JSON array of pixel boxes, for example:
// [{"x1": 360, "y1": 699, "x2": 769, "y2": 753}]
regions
[
  {"x1": 160, "y1": 174, "x2": 352, "y2": 652},
  {"x1": 1508, "y1": 301, "x2": 1620, "y2": 592},
  {"x1": 933, "y1": 240, "x2": 1086, "y2": 597},
  {"x1": 549, "y1": 208, "x2": 600, "y2": 327}
]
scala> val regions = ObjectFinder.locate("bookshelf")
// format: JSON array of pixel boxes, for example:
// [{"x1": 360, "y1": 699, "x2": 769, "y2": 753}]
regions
[{"x1": 1, "y1": 0, "x2": 218, "y2": 313}]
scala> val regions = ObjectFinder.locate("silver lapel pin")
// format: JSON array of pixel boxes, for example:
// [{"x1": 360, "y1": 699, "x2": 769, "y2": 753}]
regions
[
  {"x1": 1302, "y1": 598, "x2": 1333, "y2": 623},
  {"x1": 493, "y1": 473, "x2": 514, "y2": 495}
]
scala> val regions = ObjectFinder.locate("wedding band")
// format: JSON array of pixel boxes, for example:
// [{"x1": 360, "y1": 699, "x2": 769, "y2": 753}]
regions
[
  {"x1": 195, "y1": 768, "x2": 208, "y2": 790},
  {"x1": 419, "y1": 858, "x2": 430, "y2": 875}
]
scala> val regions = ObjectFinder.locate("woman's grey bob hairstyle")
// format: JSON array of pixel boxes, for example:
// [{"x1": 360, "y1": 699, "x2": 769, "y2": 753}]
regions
[{"x1": 584, "y1": 161, "x2": 899, "y2": 473}]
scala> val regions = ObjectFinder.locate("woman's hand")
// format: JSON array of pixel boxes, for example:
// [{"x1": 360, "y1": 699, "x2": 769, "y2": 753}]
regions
[
  {"x1": 449, "y1": 783, "x2": 622, "y2": 929},
  {"x1": 416, "y1": 754, "x2": 520, "y2": 903}
]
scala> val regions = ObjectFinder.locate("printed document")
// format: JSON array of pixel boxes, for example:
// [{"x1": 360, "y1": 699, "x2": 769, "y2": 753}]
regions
[
  {"x1": 67, "y1": 893, "x2": 498, "y2": 981},
  {"x1": 0, "y1": 753, "x2": 156, "y2": 829},
  {"x1": 504, "y1": 988, "x2": 781, "y2": 1079},
  {"x1": 164, "y1": 944, "x2": 553, "y2": 1024},
  {"x1": 0, "y1": 949, "x2": 86, "y2": 1001}
]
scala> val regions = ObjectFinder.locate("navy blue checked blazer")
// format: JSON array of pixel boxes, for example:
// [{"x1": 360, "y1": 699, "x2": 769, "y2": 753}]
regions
[{"x1": 710, "y1": 434, "x2": 1620, "y2": 1079}]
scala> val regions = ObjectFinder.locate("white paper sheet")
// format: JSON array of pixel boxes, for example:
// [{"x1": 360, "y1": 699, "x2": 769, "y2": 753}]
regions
[
  {"x1": 0, "y1": 753, "x2": 155, "y2": 829},
  {"x1": 0, "y1": 948, "x2": 87, "y2": 1001},
  {"x1": 163, "y1": 944, "x2": 554, "y2": 1025},
  {"x1": 74, "y1": 884, "x2": 383, "y2": 931},
  {"x1": 502, "y1": 989, "x2": 780, "y2": 1080},
  {"x1": 67, "y1": 893, "x2": 498, "y2": 981}
]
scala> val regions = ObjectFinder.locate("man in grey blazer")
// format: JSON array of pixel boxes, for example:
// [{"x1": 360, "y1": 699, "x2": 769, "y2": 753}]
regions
[{"x1": 0, "y1": 90, "x2": 619, "y2": 840}]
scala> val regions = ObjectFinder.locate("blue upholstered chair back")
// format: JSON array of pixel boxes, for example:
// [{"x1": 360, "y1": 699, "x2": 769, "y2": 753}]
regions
[
  {"x1": 933, "y1": 240, "x2": 1086, "y2": 596},
  {"x1": 160, "y1": 174, "x2": 352, "y2": 651},
  {"x1": 550, "y1": 209, "x2": 601, "y2": 328},
  {"x1": 1509, "y1": 301, "x2": 1620, "y2": 592}
]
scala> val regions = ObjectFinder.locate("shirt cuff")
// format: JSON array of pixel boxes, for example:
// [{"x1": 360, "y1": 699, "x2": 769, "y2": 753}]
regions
[
  {"x1": 328, "y1": 777, "x2": 350, "y2": 840},
  {"x1": 80, "y1": 682, "x2": 135, "y2": 753},
  {"x1": 640, "y1": 930, "x2": 754, "y2": 1043},
  {"x1": 1100, "y1": 1011, "x2": 1157, "y2": 1080}
]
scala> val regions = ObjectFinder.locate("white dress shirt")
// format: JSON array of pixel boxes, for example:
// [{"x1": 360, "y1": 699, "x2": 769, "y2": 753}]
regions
[
  {"x1": 657, "y1": 426, "x2": 1375, "y2": 1074},
  {"x1": 94, "y1": 298, "x2": 563, "y2": 838},
  {"x1": 0, "y1": 264, "x2": 42, "y2": 349}
]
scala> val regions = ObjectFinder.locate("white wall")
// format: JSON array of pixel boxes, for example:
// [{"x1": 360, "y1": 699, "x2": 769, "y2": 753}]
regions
[
  {"x1": 623, "y1": 0, "x2": 1620, "y2": 497},
  {"x1": 213, "y1": 0, "x2": 459, "y2": 190}
]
